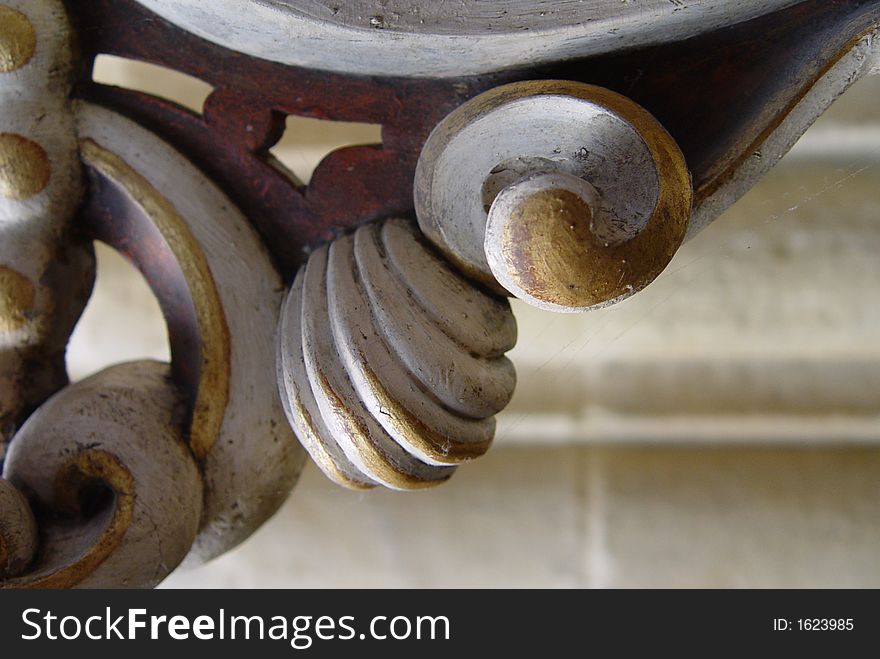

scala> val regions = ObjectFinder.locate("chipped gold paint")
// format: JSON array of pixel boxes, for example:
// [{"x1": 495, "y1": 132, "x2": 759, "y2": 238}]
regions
[
  {"x1": 0, "y1": 265, "x2": 34, "y2": 332},
  {"x1": 0, "y1": 7, "x2": 36, "y2": 73},
  {"x1": 283, "y1": 273, "x2": 374, "y2": 490},
  {"x1": 79, "y1": 139, "x2": 230, "y2": 460},
  {"x1": 0, "y1": 133, "x2": 50, "y2": 200},
  {"x1": 288, "y1": 393, "x2": 375, "y2": 490},
  {"x1": 499, "y1": 188, "x2": 603, "y2": 309},
  {"x1": 357, "y1": 348, "x2": 491, "y2": 464},
  {"x1": 418, "y1": 81, "x2": 692, "y2": 297},
  {"x1": 313, "y1": 367, "x2": 451, "y2": 490},
  {"x1": 0, "y1": 450, "x2": 134, "y2": 589},
  {"x1": 484, "y1": 82, "x2": 692, "y2": 309}
]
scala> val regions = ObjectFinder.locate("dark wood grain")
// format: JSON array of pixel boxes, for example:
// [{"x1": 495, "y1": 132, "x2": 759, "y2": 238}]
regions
[
  {"x1": 79, "y1": 167, "x2": 202, "y2": 420},
  {"x1": 67, "y1": 0, "x2": 880, "y2": 279},
  {"x1": 69, "y1": 0, "x2": 497, "y2": 276}
]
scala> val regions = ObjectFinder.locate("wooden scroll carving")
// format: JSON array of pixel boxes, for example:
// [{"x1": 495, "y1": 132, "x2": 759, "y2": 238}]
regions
[
  {"x1": 1, "y1": 1, "x2": 304, "y2": 587},
  {"x1": 0, "y1": 0, "x2": 878, "y2": 586},
  {"x1": 277, "y1": 219, "x2": 517, "y2": 490}
]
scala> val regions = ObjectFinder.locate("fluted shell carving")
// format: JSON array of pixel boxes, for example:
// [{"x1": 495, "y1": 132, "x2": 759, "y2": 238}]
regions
[{"x1": 278, "y1": 218, "x2": 517, "y2": 490}]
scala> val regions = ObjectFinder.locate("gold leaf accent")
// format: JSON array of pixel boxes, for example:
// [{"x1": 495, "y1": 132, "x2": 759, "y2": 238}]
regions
[
  {"x1": 79, "y1": 139, "x2": 231, "y2": 460},
  {"x1": 0, "y1": 265, "x2": 35, "y2": 332},
  {"x1": 0, "y1": 133, "x2": 50, "y2": 200},
  {"x1": 0, "y1": 7, "x2": 36, "y2": 73}
]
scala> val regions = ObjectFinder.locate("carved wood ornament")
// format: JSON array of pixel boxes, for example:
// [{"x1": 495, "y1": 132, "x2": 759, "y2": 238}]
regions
[{"x1": 1, "y1": 0, "x2": 879, "y2": 587}]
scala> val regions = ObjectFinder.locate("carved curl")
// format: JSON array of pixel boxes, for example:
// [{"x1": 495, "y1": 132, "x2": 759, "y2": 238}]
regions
[{"x1": 1, "y1": 362, "x2": 202, "y2": 589}]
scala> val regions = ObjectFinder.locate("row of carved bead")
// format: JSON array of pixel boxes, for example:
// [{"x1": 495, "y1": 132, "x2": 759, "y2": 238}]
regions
[
  {"x1": 0, "y1": 1, "x2": 305, "y2": 584},
  {"x1": 0, "y1": 1, "x2": 94, "y2": 579}
]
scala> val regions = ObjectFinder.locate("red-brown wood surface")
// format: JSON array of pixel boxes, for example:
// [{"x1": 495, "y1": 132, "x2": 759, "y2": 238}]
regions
[
  {"x1": 67, "y1": 0, "x2": 880, "y2": 278},
  {"x1": 69, "y1": 0, "x2": 500, "y2": 276}
]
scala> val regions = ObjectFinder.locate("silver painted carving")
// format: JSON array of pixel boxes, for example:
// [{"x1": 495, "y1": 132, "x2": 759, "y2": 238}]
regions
[
  {"x1": 415, "y1": 80, "x2": 692, "y2": 313},
  {"x1": 133, "y1": 0, "x2": 798, "y2": 78},
  {"x1": 277, "y1": 218, "x2": 518, "y2": 490}
]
